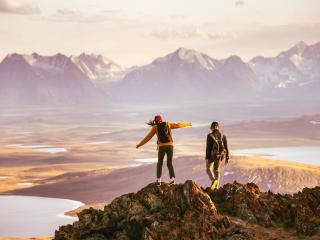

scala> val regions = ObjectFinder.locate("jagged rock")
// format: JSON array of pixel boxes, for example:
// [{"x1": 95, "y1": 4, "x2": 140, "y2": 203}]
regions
[
  {"x1": 55, "y1": 180, "x2": 252, "y2": 240},
  {"x1": 210, "y1": 181, "x2": 320, "y2": 236},
  {"x1": 55, "y1": 180, "x2": 320, "y2": 239}
]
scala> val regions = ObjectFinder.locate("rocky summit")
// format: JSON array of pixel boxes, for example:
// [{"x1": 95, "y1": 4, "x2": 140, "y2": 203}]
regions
[
  {"x1": 55, "y1": 180, "x2": 253, "y2": 240},
  {"x1": 211, "y1": 181, "x2": 320, "y2": 236},
  {"x1": 55, "y1": 180, "x2": 320, "y2": 240}
]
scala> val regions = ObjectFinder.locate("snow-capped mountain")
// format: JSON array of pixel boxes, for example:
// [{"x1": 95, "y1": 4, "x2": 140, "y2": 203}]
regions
[
  {"x1": 71, "y1": 53, "x2": 125, "y2": 83},
  {"x1": 113, "y1": 47, "x2": 259, "y2": 103},
  {"x1": 0, "y1": 41, "x2": 319, "y2": 106},
  {"x1": 249, "y1": 41, "x2": 320, "y2": 90},
  {"x1": 0, "y1": 53, "x2": 105, "y2": 105}
]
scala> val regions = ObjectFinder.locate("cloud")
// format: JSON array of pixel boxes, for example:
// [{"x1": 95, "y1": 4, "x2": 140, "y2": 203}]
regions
[
  {"x1": 0, "y1": 0, "x2": 40, "y2": 14},
  {"x1": 235, "y1": 0, "x2": 245, "y2": 7},
  {"x1": 45, "y1": 8, "x2": 123, "y2": 23},
  {"x1": 148, "y1": 27, "x2": 236, "y2": 41}
]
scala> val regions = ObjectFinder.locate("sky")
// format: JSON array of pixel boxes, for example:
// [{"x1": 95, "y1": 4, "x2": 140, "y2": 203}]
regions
[{"x1": 0, "y1": 0, "x2": 320, "y2": 67}]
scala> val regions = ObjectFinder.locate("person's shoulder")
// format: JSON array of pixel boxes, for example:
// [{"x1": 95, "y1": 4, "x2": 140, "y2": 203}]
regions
[{"x1": 166, "y1": 121, "x2": 172, "y2": 126}]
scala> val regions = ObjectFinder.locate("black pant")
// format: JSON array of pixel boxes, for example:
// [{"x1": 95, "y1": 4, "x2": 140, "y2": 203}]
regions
[{"x1": 157, "y1": 145, "x2": 175, "y2": 179}]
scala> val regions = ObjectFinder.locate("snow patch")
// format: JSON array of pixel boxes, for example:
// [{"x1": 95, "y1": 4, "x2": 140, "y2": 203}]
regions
[
  {"x1": 290, "y1": 54, "x2": 303, "y2": 67},
  {"x1": 223, "y1": 171, "x2": 235, "y2": 176},
  {"x1": 310, "y1": 121, "x2": 320, "y2": 125}
]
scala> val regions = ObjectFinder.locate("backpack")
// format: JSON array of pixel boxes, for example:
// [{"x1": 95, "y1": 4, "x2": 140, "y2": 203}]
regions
[
  {"x1": 210, "y1": 130, "x2": 226, "y2": 160},
  {"x1": 156, "y1": 122, "x2": 172, "y2": 143}
]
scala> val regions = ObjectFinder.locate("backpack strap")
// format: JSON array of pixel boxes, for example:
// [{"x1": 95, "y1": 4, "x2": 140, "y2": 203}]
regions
[{"x1": 209, "y1": 133, "x2": 219, "y2": 153}]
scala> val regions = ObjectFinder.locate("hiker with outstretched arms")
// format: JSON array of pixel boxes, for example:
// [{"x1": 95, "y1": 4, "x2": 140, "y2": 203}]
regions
[
  {"x1": 136, "y1": 115, "x2": 192, "y2": 185},
  {"x1": 206, "y1": 121, "x2": 229, "y2": 191}
]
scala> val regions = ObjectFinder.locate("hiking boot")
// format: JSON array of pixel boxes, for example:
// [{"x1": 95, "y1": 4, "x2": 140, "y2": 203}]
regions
[
  {"x1": 210, "y1": 180, "x2": 218, "y2": 191},
  {"x1": 169, "y1": 180, "x2": 175, "y2": 185}
]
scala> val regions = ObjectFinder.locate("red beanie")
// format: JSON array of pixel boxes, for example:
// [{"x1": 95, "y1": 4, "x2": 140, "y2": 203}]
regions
[{"x1": 154, "y1": 115, "x2": 163, "y2": 123}]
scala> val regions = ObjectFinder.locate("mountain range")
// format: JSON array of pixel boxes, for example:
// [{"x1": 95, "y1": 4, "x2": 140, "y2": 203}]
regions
[
  {"x1": 0, "y1": 53, "x2": 105, "y2": 105},
  {"x1": 0, "y1": 40, "x2": 319, "y2": 105}
]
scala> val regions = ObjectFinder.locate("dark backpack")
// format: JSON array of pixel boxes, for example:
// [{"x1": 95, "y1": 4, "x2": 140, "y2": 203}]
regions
[
  {"x1": 157, "y1": 122, "x2": 172, "y2": 143},
  {"x1": 210, "y1": 130, "x2": 225, "y2": 160}
]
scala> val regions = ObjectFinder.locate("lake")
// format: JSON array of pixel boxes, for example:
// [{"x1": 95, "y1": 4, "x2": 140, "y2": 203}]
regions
[
  {"x1": 0, "y1": 195, "x2": 83, "y2": 238},
  {"x1": 234, "y1": 146, "x2": 320, "y2": 166},
  {"x1": 5, "y1": 144, "x2": 67, "y2": 154}
]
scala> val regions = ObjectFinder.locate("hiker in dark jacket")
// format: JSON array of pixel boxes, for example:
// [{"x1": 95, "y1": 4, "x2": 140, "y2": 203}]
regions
[
  {"x1": 206, "y1": 121, "x2": 229, "y2": 190},
  {"x1": 136, "y1": 115, "x2": 192, "y2": 186}
]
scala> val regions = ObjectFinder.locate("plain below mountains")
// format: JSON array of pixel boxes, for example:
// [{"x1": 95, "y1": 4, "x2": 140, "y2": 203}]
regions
[
  {"x1": 0, "y1": 40, "x2": 319, "y2": 105},
  {"x1": 8, "y1": 155, "x2": 320, "y2": 204}
]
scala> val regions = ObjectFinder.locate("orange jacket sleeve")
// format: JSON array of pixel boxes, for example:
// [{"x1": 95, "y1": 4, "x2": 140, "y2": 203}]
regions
[
  {"x1": 136, "y1": 126, "x2": 156, "y2": 147},
  {"x1": 169, "y1": 122, "x2": 192, "y2": 129}
]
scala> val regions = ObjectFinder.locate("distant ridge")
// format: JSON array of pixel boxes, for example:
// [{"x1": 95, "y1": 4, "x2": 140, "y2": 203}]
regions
[
  {"x1": 0, "y1": 52, "x2": 106, "y2": 105},
  {"x1": 0, "y1": 40, "x2": 319, "y2": 105}
]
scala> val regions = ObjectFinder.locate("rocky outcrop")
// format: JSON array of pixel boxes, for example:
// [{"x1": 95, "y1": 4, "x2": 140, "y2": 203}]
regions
[
  {"x1": 55, "y1": 181, "x2": 253, "y2": 240},
  {"x1": 55, "y1": 180, "x2": 320, "y2": 239},
  {"x1": 210, "y1": 181, "x2": 320, "y2": 236}
]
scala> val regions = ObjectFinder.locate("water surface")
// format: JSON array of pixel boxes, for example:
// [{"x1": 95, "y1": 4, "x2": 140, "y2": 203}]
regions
[
  {"x1": 0, "y1": 195, "x2": 83, "y2": 238},
  {"x1": 234, "y1": 146, "x2": 320, "y2": 166}
]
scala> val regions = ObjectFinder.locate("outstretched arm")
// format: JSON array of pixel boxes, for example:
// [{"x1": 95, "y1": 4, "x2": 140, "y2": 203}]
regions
[
  {"x1": 136, "y1": 126, "x2": 156, "y2": 148},
  {"x1": 169, "y1": 122, "x2": 192, "y2": 129}
]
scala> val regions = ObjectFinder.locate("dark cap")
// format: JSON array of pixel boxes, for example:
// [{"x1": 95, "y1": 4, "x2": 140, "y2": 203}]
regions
[{"x1": 211, "y1": 121, "x2": 219, "y2": 128}]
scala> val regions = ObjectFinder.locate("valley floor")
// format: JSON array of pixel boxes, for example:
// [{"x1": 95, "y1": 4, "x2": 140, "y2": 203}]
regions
[{"x1": 0, "y1": 113, "x2": 319, "y2": 239}]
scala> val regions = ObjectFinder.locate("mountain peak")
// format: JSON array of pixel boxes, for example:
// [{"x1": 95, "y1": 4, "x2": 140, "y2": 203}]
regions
[
  {"x1": 1, "y1": 53, "x2": 30, "y2": 66},
  {"x1": 71, "y1": 53, "x2": 123, "y2": 82},
  {"x1": 278, "y1": 40, "x2": 308, "y2": 58},
  {"x1": 294, "y1": 40, "x2": 308, "y2": 49},
  {"x1": 223, "y1": 55, "x2": 246, "y2": 67},
  {"x1": 5, "y1": 53, "x2": 25, "y2": 61},
  {"x1": 173, "y1": 47, "x2": 204, "y2": 61},
  {"x1": 53, "y1": 53, "x2": 69, "y2": 60},
  {"x1": 153, "y1": 47, "x2": 217, "y2": 71},
  {"x1": 76, "y1": 53, "x2": 114, "y2": 65}
]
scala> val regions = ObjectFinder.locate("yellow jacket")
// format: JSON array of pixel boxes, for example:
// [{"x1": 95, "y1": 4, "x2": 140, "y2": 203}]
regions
[{"x1": 137, "y1": 122, "x2": 192, "y2": 148}]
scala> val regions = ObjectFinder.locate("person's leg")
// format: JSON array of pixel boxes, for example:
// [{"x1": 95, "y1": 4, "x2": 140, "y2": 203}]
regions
[
  {"x1": 166, "y1": 146, "x2": 175, "y2": 179},
  {"x1": 213, "y1": 157, "x2": 222, "y2": 187},
  {"x1": 157, "y1": 147, "x2": 165, "y2": 180},
  {"x1": 206, "y1": 160, "x2": 215, "y2": 181}
]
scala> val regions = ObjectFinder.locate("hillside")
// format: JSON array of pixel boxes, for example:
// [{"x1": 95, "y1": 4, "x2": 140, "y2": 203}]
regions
[
  {"x1": 8, "y1": 156, "x2": 320, "y2": 204},
  {"x1": 54, "y1": 181, "x2": 320, "y2": 239}
]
